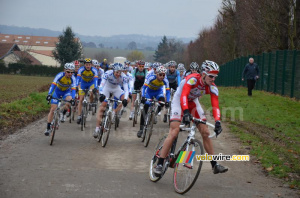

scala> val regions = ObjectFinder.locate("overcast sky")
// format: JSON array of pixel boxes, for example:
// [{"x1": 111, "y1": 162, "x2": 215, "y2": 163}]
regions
[{"x1": 0, "y1": 0, "x2": 222, "y2": 38}]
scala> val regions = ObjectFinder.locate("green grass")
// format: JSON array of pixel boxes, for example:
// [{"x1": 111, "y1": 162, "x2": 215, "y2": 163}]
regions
[
  {"x1": 0, "y1": 74, "x2": 53, "y2": 104},
  {"x1": 83, "y1": 47, "x2": 155, "y2": 62},
  {"x1": 0, "y1": 92, "x2": 49, "y2": 136},
  {"x1": 201, "y1": 87, "x2": 300, "y2": 188}
]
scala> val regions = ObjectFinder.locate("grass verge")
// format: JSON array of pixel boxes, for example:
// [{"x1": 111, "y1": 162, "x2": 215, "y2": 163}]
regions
[
  {"x1": 0, "y1": 92, "x2": 48, "y2": 138},
  {"x1": 201, "y1": 87, "x2": 300, "y2": 189}
]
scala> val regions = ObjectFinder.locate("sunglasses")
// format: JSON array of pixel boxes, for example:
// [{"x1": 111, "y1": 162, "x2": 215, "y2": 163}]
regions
[
  {"x1": 66, "y1": 71, "x2": 74, "y2": 74},
  {"x1": 208, "y1": 75, "x2": 217, "y2": 79},
  {"x1": 158, "y1": 73, "x2": 165, "y2": 77}
]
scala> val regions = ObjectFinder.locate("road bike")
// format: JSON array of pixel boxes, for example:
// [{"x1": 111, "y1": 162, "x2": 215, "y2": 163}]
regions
[
  {"x1": 48, "y1": 97, "x2": 72, "y2": 146},
  {"x1": 71, "y1": 93, "x2": 79, "y2": 122},
  {"x1": 97, "y1": 95, "x2": 121, "y2": 147},
  {"x1": 166, "y1": 88, "x2": 176, "y2": 126},
  {"x1": 141, "y1": 98, "x2": 164, "y2": 147},
  {"x1": 149, "y1": 117, "x2": 216, "y2": 194},
  {"x1": 115, "y1": 105, "x2": 124, "y2": 130}
]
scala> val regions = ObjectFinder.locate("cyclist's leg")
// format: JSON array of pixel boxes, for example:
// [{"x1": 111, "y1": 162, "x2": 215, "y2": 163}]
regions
[
  {"x1": 114, "y1": 87, "x2": 125, "y2": 113},
  {"x1": 89, "y1": 84, "x2": 94, "y2": 102},
  {"x1": 96, "y1": 87, "x2": 110, "y2": 127},
  {"x1": 137, "y1": 90, "x2": 151, "y2": 137}
]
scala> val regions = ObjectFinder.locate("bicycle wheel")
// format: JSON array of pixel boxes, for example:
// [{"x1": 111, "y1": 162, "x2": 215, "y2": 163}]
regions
[
  {"x1": 149, "y1": 134, "x2": 168, "y2": 182},
  {"x1": 81, "y1": 108, "x2": 84, "y2": 131},
  {"x1": 69, "y1": 107, "x2": 72, "y2": 123},
  {"x1": 133, "y1": 101, "x2": 139, "y2": 127},
  {"x1": 50, "y1": 113, "x2": 58, "y2": 146},
  {"x1": 173, "y1": 139, "x2": 204, "y2": 194},
  {"x1": 84, "y1": 105, "x2": 88, "y2": 127},
  {"x1": 144, "y1": 112, "x2": 154, "y2": 147},
  {"x1": 114, "y1": 114, "x2": 119, "y2": 130},
  {"x1": 102, "y1": 111, "x2": 112, "y2": 147}
]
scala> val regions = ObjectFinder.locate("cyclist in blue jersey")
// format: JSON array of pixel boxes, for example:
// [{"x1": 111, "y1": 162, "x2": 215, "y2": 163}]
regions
[
  {"x1": 177, "y1": 63, "x2": 186, "y2": 81},
  {"x1": 92, "y1": 59, "x2": 104, "y2": 90},
  {"x1": 44, "y1": 63, "x2": 76, "y2": 136},
  {"x1": 137, "y1": 66, "x2": 170, "y2": 138},
  {"x1": 76, "y1": 58, "x2": 98, "y2": 124}
]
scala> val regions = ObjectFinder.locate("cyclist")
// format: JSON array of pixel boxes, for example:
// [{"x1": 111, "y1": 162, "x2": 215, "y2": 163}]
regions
[
  {"x1": 129, "y1": 60, "x2": 148, "y2": 120},
  {"x1": 92, "y1": 59, "x2": 104, "y2": 89},
  {"x1": 184, "y1": 62, "x2": 200, "y2": 78},
  {"x1": 94, "y1": 63, "x2": 129, "y2": 138},
  {"x1": 125, "y1": 60, "x2": 133, "y2": 74},
  {"x1": 76, "y1": 58, "x2": 98, "y2": 124},
  {"x1": 137, "y1": 66, "x2": 170, "y2": 138},
  {"x1": 44, "y1": 63, "x2": 76, "y2": 136},
  {"x1": 154, "y1": 60, "x2": 228, "y2": 176},
  {"x1": 74, "y1": 60, "x2": 80, "y2": 77},
  {"x1": 163, "y1": 60, "x2": 181, "y2": 122},
  {"x1": 100, "y1": 58, "x2": 109, "y2": 72},
  {"x1": 122, "y1": 64, "x2": 134, "y2": 104},
  {"x1": 177, "y1": 63, "x2": 186, "y2": 81}
]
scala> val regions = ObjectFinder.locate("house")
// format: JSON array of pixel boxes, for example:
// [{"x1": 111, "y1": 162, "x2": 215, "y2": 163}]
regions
[
  {"x1": 0, "y1": 43, "x2": 41, "y2": 65},
  {"x1": 0, "y1": 34, "x2": 82, "y2": 67}
]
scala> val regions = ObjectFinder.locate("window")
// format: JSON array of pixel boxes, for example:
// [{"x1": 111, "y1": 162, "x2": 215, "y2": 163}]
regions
[
  {"x1": 26, "y1": 37, "x2": 30, "y2": 39},
  {"x1": 18, "y1": 36, "x2": 22, "y2": 39},
  {"x1": 2, "y1": 39, "x2": 6, "y2": 42},
  {"x1": 23, "y1": 40, "x2": 28, "y2": 43},
  {"x1": 36, "y1": 41, "x2": 40, "y2": 44},
  {"x1": 5, "y1": 36, "x2": 9, "y2": 38},
  {"x1": 44, "y1": 42, "x2": 48, "y2": 44},
  {"x1": 15, "y1": 40, "x2": 19, "y2": 42}
]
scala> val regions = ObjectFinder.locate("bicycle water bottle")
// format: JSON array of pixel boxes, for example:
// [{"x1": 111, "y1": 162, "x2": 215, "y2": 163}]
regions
[{"x1": 140, "y1": 103, "x2": 144, "y2": 110}]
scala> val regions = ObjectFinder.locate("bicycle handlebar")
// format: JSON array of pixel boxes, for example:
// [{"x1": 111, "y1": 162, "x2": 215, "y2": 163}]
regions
[
  {"x1": 145, "y1": 98, "x2": 165, "y2": 105},
  {"x1": 47, "y1": 97, "x2": 72, "y2": 104},
  {"x1": 179, "y1": 117, "x2": 216, "y2": 138}
]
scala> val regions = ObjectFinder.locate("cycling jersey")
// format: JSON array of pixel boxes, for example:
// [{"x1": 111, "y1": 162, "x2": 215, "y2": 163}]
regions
[
  {"x1": 172, "y1": 73, "x2": 220, "y2": 121},
  {"x1": 183, "y1": 70, "x2": 192, "y2": 78},
  {"x1": 142, "y1": 74, "x2": 170, "y2": 102},
  {"x1": 97, "y1": 67, "x2": 104, "y2": 87},
  {"x1": 132, "y1": 68, "x2": 147, "y2": 93},
  {"x1": 100, "y1": 70, "x2": 129, "y2": 100},
  {"x1": 166, "y1": 69, "x2": 180, "y2": 86},
  {"x1": 76, "y1": 66, "x2": 98, "y2": 88},
  {"x1": 123, "y1": 72, "x2": 134, "y2": 94},
  {"x1": 48, "y1": 72, "x2": 76, "y2": 97},
  {"x1": 48, "y1": 72, "x2": 76, "y2": 104}
]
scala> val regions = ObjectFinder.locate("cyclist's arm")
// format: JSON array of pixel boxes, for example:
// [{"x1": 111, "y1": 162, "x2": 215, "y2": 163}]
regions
[
  {"x1": 71, "y1": 75, "x2": 76, "y2": 99},
  {"x1": 180, "y1": 79, "x2": 194, "y2": 111},
  {"x1": 123, "y1": 78, "x2": 129, "y2": 100},
  {"x1": 129, "y1": 76, "x2": 134, "y2": 94},
  {"x1": 76, "y1": 69, "x2": 82, "y2": 87},
  {"x1": 164, "y1": 79, "x2": 170, "y2": 102},
  {"x1": 92, "y1": 68, "x2": 98, "y2": 89},
  {"x1": 207, "y1": 85, "x2": 221, "y2": 121},
  {"x1": 48, "y1": 73, "x2": 61, "y2": 95},
  {"x1": 176, "y1": 71, "x2": 180, "y2": 86}
]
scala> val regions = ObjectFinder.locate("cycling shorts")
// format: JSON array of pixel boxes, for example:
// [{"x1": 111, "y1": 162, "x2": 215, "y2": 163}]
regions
[
  {"x1": 133, "y1": 82, "x2": 144, "y2": 94},
  {"x1": 78, "y1": 81, "x2": 95, "y2": 96},
  {"x1": 51, "y1": 89, "x2": 71, "y2": 105},
  {"x1": 145, "y1": 88, "x2": 164, "y2": 105},
  {"x1": 102, "y1": 85, "x2": 124, "y2": 102},
  {"x1": 170, "y1": 97, "x2": 206, "y2": 122},
  {"x1": 169, "y1": 82, "x2": 178, "y2": 91}
]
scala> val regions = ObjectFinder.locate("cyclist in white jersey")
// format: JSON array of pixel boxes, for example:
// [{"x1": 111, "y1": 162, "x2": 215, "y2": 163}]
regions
[
  {"x1": 183, "y1": 62, "x2": 200, "y2": 78},
  {"x1": 93, "y1": 63, "x2": 129, "y2": 138},
  {"x1": 92, "y1": 59, "x2": 104, "y2": 88},
  {"x1": 177, "y1": 63, "x2": 186, "y2": 81},
  {"x1": 122, "y1": 64, "x2": 134, "y2": 103}
]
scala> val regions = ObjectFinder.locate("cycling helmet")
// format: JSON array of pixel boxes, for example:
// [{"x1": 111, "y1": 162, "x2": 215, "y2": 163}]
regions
[
  {"x1": 177, "y1": 63, "x2": 185, "y2": 71},
  {"x1": 137, "y1": 60, "x2": 145, "y2": 66},
  {"x1": 92, "y1": 59, "x2": 99, "y2": 66},
  {"x1": 109, "y1": 63, "x2": 114, "y2": 69},
  {"x1": 113, "y1": 62, "x2": 123, "y2": 71},
  {"x1": 84, "y1": 58, "x2": 92, "y2": 63},
  {"x1": 190, "y1": 62, "x2": 199, "y2": 71},
  {"x1": 202, "y1": 60, "x2": 220, "y2": 75},
  {"x1": 144, "y1": 62, "x2": 150, "y2": 69},
  {"x1": 124, "y1": 60, "x2": 130, "y2": 65},
  {"x1": 123, "y1": 64, "x2": 129, "y2": 71},
  {"x1": 168, "y1": 60, "x2": 177, "y2": 67},
  {"x1": 64, "y1": 63, "x2": 75, "y2": 71},
  {"x1": 156, "y1": 65, "x2": 167, "y2": 74}
]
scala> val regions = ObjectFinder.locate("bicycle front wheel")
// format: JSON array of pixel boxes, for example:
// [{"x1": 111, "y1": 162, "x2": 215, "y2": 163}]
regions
[
  {"x1": 144, "y1": 112, "x2": 154, "y2": 147},
  {"x1": 102, "y1": 112, "x2": 112, "y2": 147},
  {"x1": 50, "y1": 114, "x2": 58, "y2": 146},
  {"x1": 81, "y1": 108, "x2": 84, "y2": 131},
  {"x1": 173, "y1": 139, "x2": 204, "y2": 194},
  {"x1": 133, "y1": 101, "x2": 139, "y2": 127}
]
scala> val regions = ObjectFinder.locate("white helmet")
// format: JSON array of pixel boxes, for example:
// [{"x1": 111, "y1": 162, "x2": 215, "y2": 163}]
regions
[
  {"x1": 168, "y1": 60, "x2": 177, "y2": 67},
  {"x1": 202, "y1": 60, "x2": 220, "y2": 75},
  {"x1": 190, "y1": 62, "x2": 199, "y2": 71},
  {"x1": 177, "y1": 63, "x2": 185, "y2": 71},
  {"x1": 92, "y1": 59, "x2": 99, "y2": 66},
  {"x1": 64, "y1": 63, "x2": 75, "y2": 71},
  {"x1": 156, "y1": 65, "x2": 167, "y2": 74}
]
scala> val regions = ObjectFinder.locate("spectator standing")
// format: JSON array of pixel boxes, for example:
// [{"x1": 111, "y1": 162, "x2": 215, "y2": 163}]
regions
[
  {"x1": 100, "y1": 58, "x2": 109, "y2": 72},
  {"x1": 242, "y1": 58, "x2": 259, "y2": 96}
]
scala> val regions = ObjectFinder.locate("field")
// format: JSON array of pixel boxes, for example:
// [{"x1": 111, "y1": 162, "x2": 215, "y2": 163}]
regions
[
  {"x1": 201, "y1": 87, "x2": 300, "y2": 187},
  {"x1": 83, "y1": 47, "x2": 155, "y2": 62},
  {"x1": 0, "y1": 74, "x2": 53, "y2": 104}
]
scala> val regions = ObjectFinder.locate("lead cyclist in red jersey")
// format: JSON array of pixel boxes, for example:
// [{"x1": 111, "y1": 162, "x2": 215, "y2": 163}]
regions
[{"x1": 154, "y1": 60, "x2": 228, "y2": 175}]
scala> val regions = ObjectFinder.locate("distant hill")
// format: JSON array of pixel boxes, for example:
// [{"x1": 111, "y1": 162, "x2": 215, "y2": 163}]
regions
[{"x1": 0, "y1": 25, "x2": 194, "y2": 50}]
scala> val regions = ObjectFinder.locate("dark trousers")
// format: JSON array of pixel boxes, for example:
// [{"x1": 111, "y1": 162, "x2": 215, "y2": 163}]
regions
[{"x1": 247, "y1": 79, "x2": 256, "y2": 96}]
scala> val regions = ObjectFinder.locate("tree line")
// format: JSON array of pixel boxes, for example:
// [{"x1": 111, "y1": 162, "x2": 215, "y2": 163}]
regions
[{"x1": 185, "y1": 0, "x2": 300, "y2": 65}]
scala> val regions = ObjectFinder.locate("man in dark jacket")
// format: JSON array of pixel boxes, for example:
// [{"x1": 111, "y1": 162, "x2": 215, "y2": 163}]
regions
[
  {"x1": 100, "y1": 58, "x2": 109, "y2": 72},
  {"x1": 242, "y1": 58, "x2": 259, "y2": 96}
]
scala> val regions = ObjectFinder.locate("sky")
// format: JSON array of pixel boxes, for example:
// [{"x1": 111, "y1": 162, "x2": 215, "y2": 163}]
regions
[{"x1": 0, "y1": 0, "x2": 223, "y2": 39}]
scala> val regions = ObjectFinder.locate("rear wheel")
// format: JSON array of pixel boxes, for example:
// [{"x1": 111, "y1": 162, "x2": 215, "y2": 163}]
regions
[
  {"x1": 102, "y1": 111, "x2": 112, "y2": 147},
  {"x1": 81, "y1": 108, "x2": 84, "y2": 131},
  {"x1": 69, "y1": 106, "x2": 72, "y2": 123},
  {"x1": 149, "y1": 134, "x2": 168, "y2": 182},
  {"x1": 173, "y1": 139, "x2": 204, "y2": 194},
  {"x1": 133, "y1": 101, "x2": 139, "y2": 127}
]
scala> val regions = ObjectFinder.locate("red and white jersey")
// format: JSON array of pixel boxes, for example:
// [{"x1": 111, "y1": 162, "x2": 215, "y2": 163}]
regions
[{"x1": 173, "y1": 73, "x2": 221, "y2": 121}]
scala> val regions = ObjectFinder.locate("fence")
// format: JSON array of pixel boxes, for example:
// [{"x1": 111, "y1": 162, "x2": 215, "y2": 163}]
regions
[{"x1": 216, "y1": 50, "x2": 300, "y2": 99}]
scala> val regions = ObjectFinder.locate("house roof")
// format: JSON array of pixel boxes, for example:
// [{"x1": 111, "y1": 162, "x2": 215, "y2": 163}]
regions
[
  {"x1": 0, "y1": 43, "x2": 20, "y2": 59},
  {"x1": 30, "y1": 50, "x2": 54, "y2": 57},
  {"x1": 13, "y1": 51, "x2": 42, "y2": 65},
  {"x1": 0, "y1": 33, "x2": 80, "y2": 47}
]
